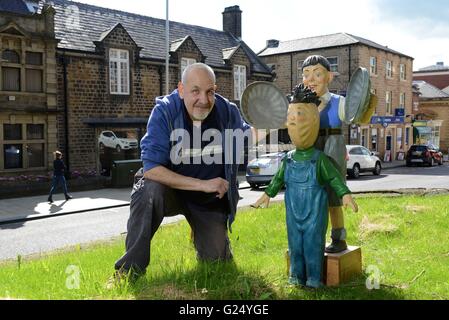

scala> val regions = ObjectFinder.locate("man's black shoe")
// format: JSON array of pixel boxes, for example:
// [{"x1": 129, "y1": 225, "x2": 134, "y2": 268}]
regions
[
  {"x1": 325, "y1": 240, "x2": 348, "y2": 253},
  {"x1": 65, "y1": 194, "x2": 73, "y2": 201}
]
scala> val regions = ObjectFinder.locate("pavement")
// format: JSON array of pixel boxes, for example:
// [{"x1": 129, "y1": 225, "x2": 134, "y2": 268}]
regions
[{"x1": 0, "y1": 160, "x2": 406, "y2": 225}]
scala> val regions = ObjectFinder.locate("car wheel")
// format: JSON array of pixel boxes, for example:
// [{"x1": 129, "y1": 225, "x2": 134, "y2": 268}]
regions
[
  {"x1": 406, "y1": 161, "x2": 412, "y2": 167},
  {"x1": 350, "y1": 164, "x2": 360, "y2": 179},
  {"x1": 373, "y1": 162, "x2": 381, "y2": 175},
  {"x1": 116, "y1": 145, "x2": 121, "y2": 153}
]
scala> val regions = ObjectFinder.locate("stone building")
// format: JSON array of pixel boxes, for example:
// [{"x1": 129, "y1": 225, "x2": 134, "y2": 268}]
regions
[
  {"x1": 0, "y1": 2, "x2": 58, "y2": 175},
  {"x1": 413, "y1": 62, "x2": 449, "y2": 93},
  {"x1": 1, "y1": 1, "x2": 272, "y2": 177},
  {"x1": 258, "y1": 33, "x2": 414, "y2": 161},
  {"x1": 412, "y1": 80, "x2": 449, "y2": 153}
]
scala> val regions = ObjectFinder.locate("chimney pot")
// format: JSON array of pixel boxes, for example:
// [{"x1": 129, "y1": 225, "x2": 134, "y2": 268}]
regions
[{"x1": 222, "y1": 5, "x2": 242, "y2": 39}]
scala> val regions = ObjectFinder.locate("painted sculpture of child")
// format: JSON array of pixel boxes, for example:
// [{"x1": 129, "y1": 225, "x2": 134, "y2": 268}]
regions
[{"x1": 252, "y1": 84, "x2": 358, "y2": 288}]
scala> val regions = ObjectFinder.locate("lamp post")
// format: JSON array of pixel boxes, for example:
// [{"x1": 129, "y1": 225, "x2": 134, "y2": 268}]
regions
[{"x1": 165, "y1": 0, "x2": 169, "y2": 95}]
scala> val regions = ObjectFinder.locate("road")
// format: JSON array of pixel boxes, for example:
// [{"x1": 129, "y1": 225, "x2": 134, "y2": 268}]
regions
[{"x1": 1, "y1": 165, "x2": 449, "y2": 261}]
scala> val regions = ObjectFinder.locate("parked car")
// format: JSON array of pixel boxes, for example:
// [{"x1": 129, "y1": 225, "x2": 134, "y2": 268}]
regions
[
  {"x1": 98, "y1": 130, "x2": 138, "y2": 152},
  {"x1": 346, "y1": 145, "x2": 382, "y2": 179},
  {"x1": 406, "y1": 144, "x2": 443, "y2": 167},
  {"x1": 246, "y1": 151, "x2": 288, "y2": 188}
]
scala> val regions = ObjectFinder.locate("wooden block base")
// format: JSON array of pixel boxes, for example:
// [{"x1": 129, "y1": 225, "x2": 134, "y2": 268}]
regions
[{"x1": 323, "y1": 245, "x2": 362, "y2": 287}]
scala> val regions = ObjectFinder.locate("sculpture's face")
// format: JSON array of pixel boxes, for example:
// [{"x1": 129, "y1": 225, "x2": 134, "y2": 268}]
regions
[
  {"x1": 302, "y1": 64, "x2": 333, "y2": 98},
  {"x1": 286, "y1": 103, "x2": 320, "y2": 149},
  {"x1": 178, "y1": 68, "x2": 217, "y2": 121}
]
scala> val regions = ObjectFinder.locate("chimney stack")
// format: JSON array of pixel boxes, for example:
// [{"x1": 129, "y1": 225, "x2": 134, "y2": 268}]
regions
[
  {"x1": 266, "y1": 39, "x2": 280, "y2": 48},
  {"x1": 222, "y1": 5, "x2": 242, "y2": 39}
]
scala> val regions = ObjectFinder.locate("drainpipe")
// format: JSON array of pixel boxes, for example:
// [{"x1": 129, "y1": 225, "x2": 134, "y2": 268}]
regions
[
  {"x1": 158, "y1": 66, "x2": 164, "y2": 96},
  {"x1": 62, "y1": 53, "x2": 71, "y2": 179},
  {"x1": 290, "y1": 53, "x2": 294, "y2": 92}
]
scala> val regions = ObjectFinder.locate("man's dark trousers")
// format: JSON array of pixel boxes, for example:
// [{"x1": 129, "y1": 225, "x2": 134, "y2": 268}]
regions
[{"x1": 114, "y1": 178, "x2": 233, "y2": 273}]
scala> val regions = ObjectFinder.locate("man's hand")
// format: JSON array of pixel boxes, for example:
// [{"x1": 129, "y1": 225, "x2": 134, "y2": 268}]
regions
[
  {"x1": 202, "y1": 177, "x2": 229, "y2": 199},
  {"x1": 251, "y1": 193, "x2": 271, "y2": 209},
  {"x1": 343, "y1": 194, "x2": 358, "y2": 212}
]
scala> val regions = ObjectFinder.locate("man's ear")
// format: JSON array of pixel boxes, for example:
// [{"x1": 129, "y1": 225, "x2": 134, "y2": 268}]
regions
[
  {"x1": 178, "y1": 81, "x2": 184, "y2": 98},
  {"x1": 327, "y1": 71, "x2": 334, "y2": 84}
]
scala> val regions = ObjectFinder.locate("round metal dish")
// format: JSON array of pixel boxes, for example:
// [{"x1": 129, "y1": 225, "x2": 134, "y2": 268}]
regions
[
  {"x1": 240, "y1": 81, "x2": 289, "y2": 129},
  {"x1": 344, "y1": 67, "x2": 371, "y2": 123}
]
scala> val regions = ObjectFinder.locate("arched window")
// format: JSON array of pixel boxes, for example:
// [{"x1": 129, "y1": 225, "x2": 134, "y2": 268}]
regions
[{"x1": 2, "y1": 50, "x2": 20, "y2": 64}]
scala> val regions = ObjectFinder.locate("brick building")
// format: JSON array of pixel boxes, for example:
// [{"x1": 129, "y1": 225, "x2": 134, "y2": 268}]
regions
[
  {"x1": 413, "y1": 62, "x2": 449, "y2": 92},
  {"x1": 0, "y1": 2, "x2": 58, "y2": 175},
  {"x1": 258, "y1": 33, "x2": 414, "y2": 161},
  {"x1": 412, "y1": 80, "x2": 449, "y2": 153},
  {"x1": 1, "y1": 1, "x2": 272, "y2": 177}
]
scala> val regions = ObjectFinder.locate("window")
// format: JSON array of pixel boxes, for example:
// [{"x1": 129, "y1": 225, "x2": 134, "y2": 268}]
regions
[
  {"x1": 181, "y1": 57, "x2": 196, "y2": 77},
  {"x1": 399, "y1": 92, "x2": 406, "y2": 108},
  {"x1": 400, "y1": 64, "x2": 406, "y2": 81},
  {"x1": 4, "y1": 144, "x2": 23, "y2": 169},
  {"x1": 2, "y1": 50, "x2": 20, "y2": 63},
  {"x1": 1, "y1": 123, "x2": 46, "y2": 170},
  {"x1": 370, "y1": 57, "x2": 377, "y2": 75},
  {"x1": 4, "y1": 124, "x2": 22, "y2": 140},
  {"x1": 397, "y1": 127, "x2": 403, "y2": 151},
  {"x1": 109, "y1": 48, "x2": 129, "y2": 95},
  {"x1": 26, "y1": 52, "x2": 43, "y2": 65},
  {"x1": 386, "y1": 91, "x2": 392, "y2": 114},
  {"x1": 233, "y1": 64, "x2": 246, "y2": 101},
  {"x1": 371, "y1": 128, "x2": 378, "y2": 151},
  {"x1": 386, "y1": 60, "x2": 393, "y2": 78},
  {"x1": 405, "y1": 127, "x2": 410, "y2": 146},
  {"x1": 26, "y1": 69, "x2": 43, "y2": 92},
  {"x1": 2, "y1": 67, "x2": 21, "y2": 91},
  {"x1": 327, "y1": 57, "x2": 338, "y2": 73}
]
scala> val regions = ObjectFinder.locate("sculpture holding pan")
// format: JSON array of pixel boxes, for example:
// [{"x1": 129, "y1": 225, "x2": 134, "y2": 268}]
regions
[{"x1": 241, "y1": 55, "x2": 377, "y2": 255}]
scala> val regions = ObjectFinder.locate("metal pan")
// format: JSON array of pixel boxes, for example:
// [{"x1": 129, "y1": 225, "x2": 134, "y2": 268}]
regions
[
  {"x1": 344, "y1": 67, "x2": 371, "y2": 124},
  {"x1": 240, "y1": 81, "x2": 289, "y2": 129}
]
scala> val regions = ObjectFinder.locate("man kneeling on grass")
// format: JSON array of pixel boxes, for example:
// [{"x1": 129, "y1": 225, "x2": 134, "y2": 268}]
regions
[
  {"x1": 108, "y1": 63, "x2": 252, "y2": 286},
  {"x1": 252, "y1": 84, "x2": 358, "y2": 288}
]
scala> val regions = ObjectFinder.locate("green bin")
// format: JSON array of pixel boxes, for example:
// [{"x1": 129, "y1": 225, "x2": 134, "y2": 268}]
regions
[{"x1": 111, "y1": 159, "x2": 143, "y2": 188}]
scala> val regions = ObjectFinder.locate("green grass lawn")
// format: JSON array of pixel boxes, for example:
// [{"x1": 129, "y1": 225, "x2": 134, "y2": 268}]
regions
[{"x1": 0, "y1": 194, "x2": 448, "y2": 300}]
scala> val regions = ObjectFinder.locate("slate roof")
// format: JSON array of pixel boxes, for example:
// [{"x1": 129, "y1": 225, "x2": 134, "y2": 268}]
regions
[
  {"x1": 413, "y1": 80, "x2": 449, "y2": 99},
  {"x1": 416, "y1": 64, "x2": 449, "y2": 72},
  {"x1": 40, "y1": 0, "x2": 271, "y2": 74},
  {"x1": 0, "y1": 0, "x2": 33, "y2": 15},
  {"x1": 258, "y1": 32, "x2": 413, "y2": 59}
]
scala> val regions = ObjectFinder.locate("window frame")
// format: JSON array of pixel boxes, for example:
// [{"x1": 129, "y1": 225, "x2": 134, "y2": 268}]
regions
[
  {"x1": 400, "y1": 63, "x2": 406, "y2": 81},
  {"x1": 386, "y1": 91, "x2": 392, "y2": 114},
  {"x1": 1, "y1": 122, "x2": 46, "y2": 171},
  {"x1": 370, "y1": 56, "x2": 377, "y2": 75},
  {"x1": 386, "y1": 60, "x2": 393, "y2": 79},
  {"x1": 109, "y1": 48, "x2": 130, "y2": 95},
  {"x1": 326, "y1": 56, "x2": 339, "y2": 73},
  {"x1": 180, "y1": 57, "x2": 196, "y2": 78},
  {"x1": 233, "y1": 64, "x2": 247, "y2": 101}
]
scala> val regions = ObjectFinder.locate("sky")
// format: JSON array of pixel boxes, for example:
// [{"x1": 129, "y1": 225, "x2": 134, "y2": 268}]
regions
[{"x1": 69, "y1": 0, "x2": 449, "y2": 71}]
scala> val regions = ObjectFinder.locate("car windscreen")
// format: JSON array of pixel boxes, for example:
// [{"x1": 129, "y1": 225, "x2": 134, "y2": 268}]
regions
[
  {"x1": 410, "y1": 146, "x2": 427, "y2": 152},
  {"x1": 114, "y1": 132, "x2": 129, "y2": 139}
]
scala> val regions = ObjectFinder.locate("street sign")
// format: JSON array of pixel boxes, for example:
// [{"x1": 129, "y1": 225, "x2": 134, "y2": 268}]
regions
[
  {"x1": 370, "y1": 116, "x2": 405, "y2": 125},
  {"x1": 395, "y1": 108, "x2": 405, "y2": 117}
]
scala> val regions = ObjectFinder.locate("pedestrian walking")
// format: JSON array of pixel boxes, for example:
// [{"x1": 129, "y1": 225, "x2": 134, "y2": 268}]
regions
[{"x1": 47, "y1": 151, "x2": 72, "y2": 203}]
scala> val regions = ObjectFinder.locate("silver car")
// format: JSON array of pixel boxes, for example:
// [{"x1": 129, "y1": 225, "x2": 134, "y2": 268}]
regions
[
  {"x1": 245, "y1": 151, "x2": 288, "y2": 188},
  {"x1": 346, "y1": 145, "x2": 382, "y2": 179}
]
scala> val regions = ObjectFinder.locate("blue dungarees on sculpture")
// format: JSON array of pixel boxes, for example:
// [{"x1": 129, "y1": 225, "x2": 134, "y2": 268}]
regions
[{"x1": 284, "y1": 149, "x2": 329, "y2": 288}]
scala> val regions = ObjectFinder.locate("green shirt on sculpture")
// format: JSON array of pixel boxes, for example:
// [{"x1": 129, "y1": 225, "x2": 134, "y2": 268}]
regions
[{"x1": 265, "y1": 147, "x2": 351, "y2": 199}]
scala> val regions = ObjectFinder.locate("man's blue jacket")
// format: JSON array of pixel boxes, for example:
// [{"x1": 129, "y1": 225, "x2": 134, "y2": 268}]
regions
[{"x1": 141, "y1": 89, "x2": 251, "y2": 230}]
